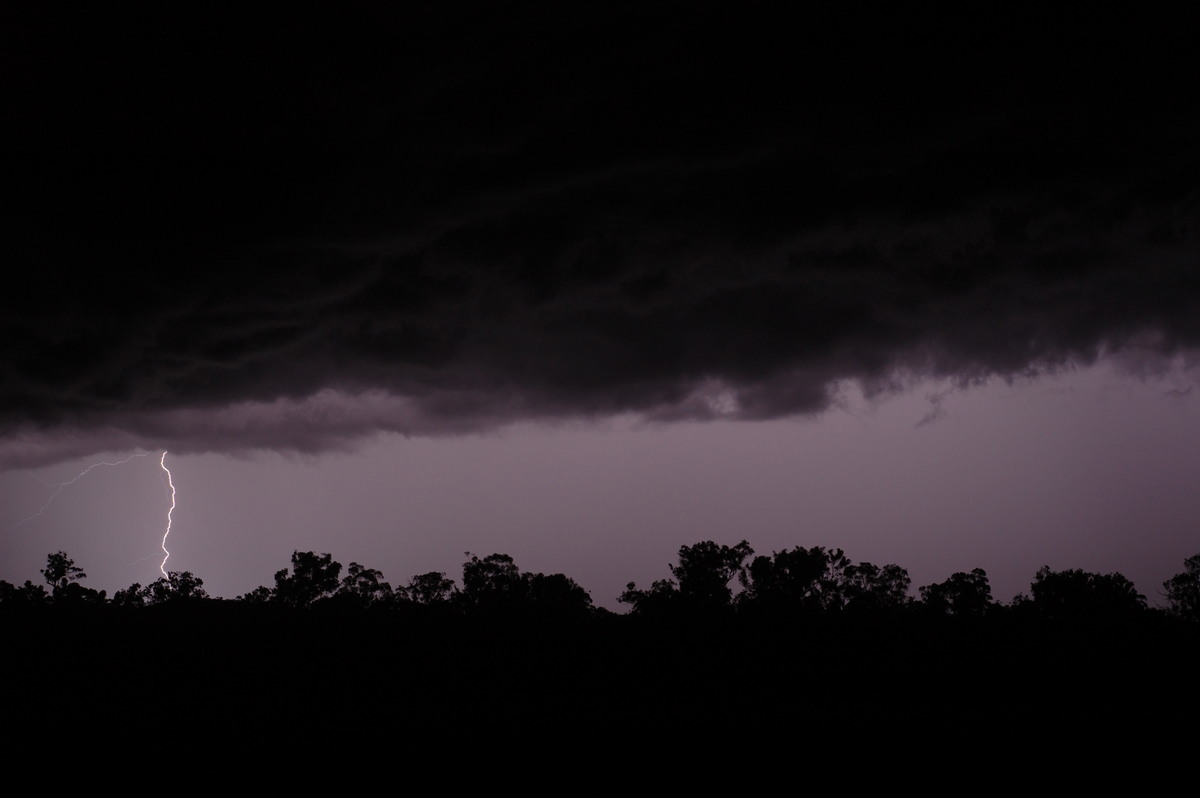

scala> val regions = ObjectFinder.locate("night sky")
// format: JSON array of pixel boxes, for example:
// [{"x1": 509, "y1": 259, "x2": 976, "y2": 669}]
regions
[{"x1": 3, "y1": 4, "x2": 1198, "y2": 609}]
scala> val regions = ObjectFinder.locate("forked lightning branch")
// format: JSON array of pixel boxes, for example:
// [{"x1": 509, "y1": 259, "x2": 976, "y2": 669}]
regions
[{"x1": 15, "y1": 449, "x2": 179, "y2": 579}]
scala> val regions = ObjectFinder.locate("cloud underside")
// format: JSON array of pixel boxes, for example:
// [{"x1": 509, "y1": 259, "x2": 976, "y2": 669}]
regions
[{"x1": 3, "y1": 5, "x2": 1198, "y2": 466}]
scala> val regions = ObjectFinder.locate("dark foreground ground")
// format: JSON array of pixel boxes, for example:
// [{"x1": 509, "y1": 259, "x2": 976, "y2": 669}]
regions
[{"x1": 5, "y1": 604, "x2": 1197, "y2": 771}]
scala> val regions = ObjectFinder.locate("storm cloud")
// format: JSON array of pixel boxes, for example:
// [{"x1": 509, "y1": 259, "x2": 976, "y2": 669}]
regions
[{"x1": 4, "y1": 3, "x2": 1197, "y2": 467}]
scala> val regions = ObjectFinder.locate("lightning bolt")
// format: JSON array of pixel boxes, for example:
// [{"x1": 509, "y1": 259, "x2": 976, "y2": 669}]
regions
[
  {"x1": 11, "y1": 448, "x2": 182, "y2": 583},
  {"x1": 159, "y1": 451, "x2": 176, "y2": 578},
  {"x1": 15, "y1": 450, "x2": 152, "y2": 528}
]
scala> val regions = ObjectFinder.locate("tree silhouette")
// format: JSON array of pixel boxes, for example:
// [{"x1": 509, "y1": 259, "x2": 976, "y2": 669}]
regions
[
  {"x1": 618, "y1": 578, "x2": 680, "y2": 615},
  {"x1": 272, "y1": 551, "x2": 343, "y2": 607},
  {"x1": 739, "y1": 545, "x2": 852, "y2": 612},
  {"x1": 113, "y1": 572, "x2": 209, "y2": 607},
  {"x1": 238, "y1": 585, "x2": 274, "y2": 603},
  {"x1": 143, "y1": 571, "x2": 210, "y2": 605},
  {"x1": 39, "y1": 551, "x2": 104, "y2": 604},
  {"x1": 111, "y1": 582, "x2": 146, "y2": 607},
  {"x1": 524, "y1": 571, "x2": 593, "y2": 619},
  {"x1": 336, "y1": 562, "x2": 393, "y2": 608},
  {"x1": 738, "y1": 546, "x2": 910, "y2": 613},
  {"x1": 460, "y1": 552, "x2": 525, "y2": 609},
  {"x1": 670, "y1": 540, "x2": 754, "y2": 608},
  {"x1": 0, "y1": 579, "x2": 50, "y2": 605},
  {"x1": 405, "y1": 571, "x2": 458, "y2": 605},
  {"x1": 1163, "y1": 553, "x2": 1200, "y2": 621},
  {"x1": 1020, "y1": 566, "x2": 1147, "y2": 619},
  {"x1": 621, "y1": 540, "x2": 753, "y2": 614},
  {"x1": 455, "y1": 553, "x2": 595, "y2": 618},
  {"x1": 840, "y1": 561, "x2": 912, "y2": 612},
  {"x1": 42, "y1": 551, "x2": 86, "y2": 594},
  {"x1": 919, "y1": 569, "x2": 993, "y2": 616}
]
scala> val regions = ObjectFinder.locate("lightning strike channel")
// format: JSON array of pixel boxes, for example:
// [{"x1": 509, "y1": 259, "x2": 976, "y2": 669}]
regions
[
  {"x1": 14, "y1": 450, "x2": 152, "y2": 529},
  {"x1": 159, "y1": 451, "x2": 176, "y2": 578}
]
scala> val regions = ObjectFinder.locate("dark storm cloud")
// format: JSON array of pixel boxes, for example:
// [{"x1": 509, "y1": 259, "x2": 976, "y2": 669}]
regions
[{"x1": 3, "y1": 3, "x2": 1198, "y2": 466}]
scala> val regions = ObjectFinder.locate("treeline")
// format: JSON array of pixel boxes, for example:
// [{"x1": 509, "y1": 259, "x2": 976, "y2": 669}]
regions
[
  {"x1": 5, "y1": 541, "x2": 1200, "y2": 623},
  {"x1": 5, "y1": 542, "x2": 1200, "y2": 759}
]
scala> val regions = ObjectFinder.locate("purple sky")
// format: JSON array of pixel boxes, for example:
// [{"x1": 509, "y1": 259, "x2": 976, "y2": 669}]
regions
[
  {"x1": 3, "y1": 5, "x2": 1199, "y2": 608},
  {"x1": 4, "y1": 359, "x2": 1197, "y2": 610}
]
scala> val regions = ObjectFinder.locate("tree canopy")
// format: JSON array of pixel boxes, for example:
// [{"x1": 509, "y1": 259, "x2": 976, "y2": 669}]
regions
[
  {"x1": 7, "y1": 546, "x2": 1200, "y2": 629},
  {"x1": 1163, "y1": 554, "x2": 1200, "y2": 621},
  {"x1": 1018, "y1": 566, "x2": 1148, "y2": 619}
]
